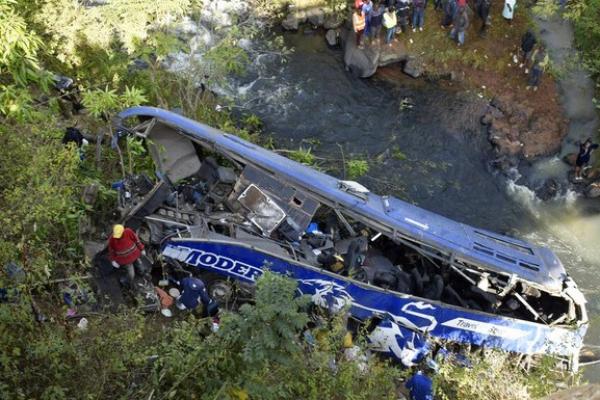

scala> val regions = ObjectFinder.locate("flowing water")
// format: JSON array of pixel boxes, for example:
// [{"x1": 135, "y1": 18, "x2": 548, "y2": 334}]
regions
[{"x1": 234, "y1": 31, "x2": 600, "y2": 379}]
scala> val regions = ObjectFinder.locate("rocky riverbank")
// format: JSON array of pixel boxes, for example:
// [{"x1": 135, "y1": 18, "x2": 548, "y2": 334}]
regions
[{"x1": 277, "y1": 2, "x2": 585, "y2": 172}]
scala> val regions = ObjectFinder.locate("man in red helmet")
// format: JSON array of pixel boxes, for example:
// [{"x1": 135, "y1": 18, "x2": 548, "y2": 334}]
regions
[{"x1": 108, "y1": 224, "x2": 147, "y2": 287}]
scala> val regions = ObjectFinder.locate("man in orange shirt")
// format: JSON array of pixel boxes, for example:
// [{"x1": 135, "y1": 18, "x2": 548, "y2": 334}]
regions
[
  {"x1": 108, "y1": 224, "x2": 148, "y2": 287},
  {"x1": 353, "y1": 7, "x2": 366, "y2": 47}
]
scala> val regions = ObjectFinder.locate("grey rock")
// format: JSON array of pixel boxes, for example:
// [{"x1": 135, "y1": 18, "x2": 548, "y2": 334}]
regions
[
  {"x1": 585, "y1": 182, "x2": 600, "y2": 198},
  {"x1": 282, "y1": 9, "x2": 307, "y2": 30},
  {"x1": 342, "y1": 30, "x2": 379, "y2": 77},
  {"x1": 307, "y1": 7, "x2": 326, "y2": 26},
  {"x1": 403, "y1": 57, "x2": 424, "y2": 78},
  {"x1": 326, "y1": 29, "x2": 339, "y2": 47}
]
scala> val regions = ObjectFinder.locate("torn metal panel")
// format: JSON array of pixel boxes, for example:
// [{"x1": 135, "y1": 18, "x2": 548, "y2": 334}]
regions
[{"x1": 237, "y1": 184, "x2": 286, "y2": 235}]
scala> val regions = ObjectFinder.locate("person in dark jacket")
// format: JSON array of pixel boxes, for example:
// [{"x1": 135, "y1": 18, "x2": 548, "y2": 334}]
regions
[
  {"x1": 575, "y1": 138, "x2": 600, "y2": 181},
  {"x1": 405, "y1": 371, "x2": 434, "y2": 400},
  {"x1": 476, "y1": 0, "x2": 491, "y2": 36},
  {"x1": 396, "y1": 0, "x2": 411, "y2": 32},
  {"x1": 370, "y1": 1, "x2": 385, "y2": 42},
  {"x1": 450, "y1": 7, "x2": 469, "y2": 45},
  {"x1": 412, "y1": 0, "x2": 426, "y2": 31},
  {"x1": 520, "y1": 30, "x2": 537, "y2": 72},
  {"x1": 176, "y1": 276, "x2": 219, "y2": 316},
  {"x1": 442, "y1": 0, "x2": 457, "y2": 27},
  {"x1": 108, "y1": 224, "x2": 147, "y2": 287}
]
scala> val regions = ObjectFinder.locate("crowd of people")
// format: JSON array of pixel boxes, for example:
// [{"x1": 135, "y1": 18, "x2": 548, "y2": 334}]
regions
[
  {"x1": 352, "y1": 0, "x2": 500, "y2": 48},
  {"x1": 351, "y1": 0, "x2": 550, "y2": 88}
]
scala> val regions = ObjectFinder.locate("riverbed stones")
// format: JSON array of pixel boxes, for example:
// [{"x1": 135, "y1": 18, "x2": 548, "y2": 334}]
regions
[
  {"x1": 202, "y1": 0, "x2": 249, "y2": 27},
  {"x1": 482, "y1": 94, "x2": 567, "y2": 159}
]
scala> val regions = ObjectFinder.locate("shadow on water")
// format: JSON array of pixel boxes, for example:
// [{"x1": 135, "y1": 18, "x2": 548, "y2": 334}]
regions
[{"x1": 236, "y1": 30, "x2": 600, "y2": 378}]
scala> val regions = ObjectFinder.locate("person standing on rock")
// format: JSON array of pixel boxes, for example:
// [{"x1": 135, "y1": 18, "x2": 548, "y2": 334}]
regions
[
  {"x1": 450, "y1": 7, "x2": 468, "y2": 45},
  {"x1": 441, "y1": 0, "x2": 457, "y2": 28},
  {"x1": 370, "y1": 1, "x2": 385, "y2": 43},
  {"x1": 502, "y1": 0, "x2": 516, "y2": 24},
  {"x1": 353, "y1": 7, "x2": 366, "y2": 48},
  {"x1": 362, "y1": 0, "x2": 374, "y2": 38},
  {"x1": 526, "y1": 44, "x2": 549, "y2": 91},
  {"x1": 396, "y1": 0, "x2": 411, "y2": 33},
  {"x1": 476, "y1": 0, "x2": 491, "y2": 36},
  {"x1": 575, "y1": 138, "x2": 600, "y2": 181},
  {"x1": 412, "y1": 0, "x2": 426, "y2": 31},
  {"x1": 383, "y1": 6, "x2": 398, "y2": 45}
]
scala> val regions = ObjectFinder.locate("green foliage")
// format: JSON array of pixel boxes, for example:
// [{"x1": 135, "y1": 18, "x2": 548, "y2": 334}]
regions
[
  {"x1": 0, "y1": 301, "x2": 152, "y2": 399},
  {"x1": 346, "y1": 159, "x2": 369, "y2": 179},
  {"x1": 433, "y1": 351, "x2": 575, "y2": 400},
  {"x1": 82, "y1": 85, "x2": 146, "y2": 119},
  {"x1": 0, "y1": 0, "x2": 43, "y2": 86},
  {"x1": 288, "y1": 146, "x2": 316, "y2": 165},
  {"x1": 0, "y1": 117, "x2": 84, "y2": 283},
  {"x1": 569, "y1": 0, "x2": 600, "y2": 77},
  {"x1": 35, "y1": 0, "x2": 191, "y2": 66},
  {"x1": 392, "y1": 146, "x2": 408, "y2": 161}
]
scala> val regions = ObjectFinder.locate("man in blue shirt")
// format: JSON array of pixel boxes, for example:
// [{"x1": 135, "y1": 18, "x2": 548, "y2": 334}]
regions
[
  {"x1": 176, "y1": 277, "x2": 218, "y2": 316},
  {"x1": 405, "y1": 371, "x2": 434, "y2": 400}
]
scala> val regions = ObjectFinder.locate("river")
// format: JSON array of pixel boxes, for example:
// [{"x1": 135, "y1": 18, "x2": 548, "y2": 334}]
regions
[{"x1": 234, "y1": 30, "x2": 600, "y2": 379}]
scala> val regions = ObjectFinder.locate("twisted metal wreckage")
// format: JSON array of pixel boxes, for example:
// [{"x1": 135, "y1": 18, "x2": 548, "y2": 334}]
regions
[{"x1": 113, "y1": 106, "x2": 589, "y2": 371}]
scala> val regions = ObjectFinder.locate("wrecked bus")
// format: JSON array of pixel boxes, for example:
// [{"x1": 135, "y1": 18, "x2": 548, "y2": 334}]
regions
[{"x1": 114, "y1": 107, "x2": 588, "y2": 370}]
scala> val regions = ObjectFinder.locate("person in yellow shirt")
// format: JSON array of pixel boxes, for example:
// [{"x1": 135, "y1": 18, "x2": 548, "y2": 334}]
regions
[{"x1": 383, "y1": 6, "x2": 397, "y2": 45}]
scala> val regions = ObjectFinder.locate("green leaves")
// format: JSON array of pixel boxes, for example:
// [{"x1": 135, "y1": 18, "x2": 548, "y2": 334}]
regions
[
  {"x1": 121, "y1": 85, "x2": 148, "y2": 108},
  {"x1": 82, "y1": 85, "x2": 146, "y2": 118},
  {"x1": 289, "y1": 147, "x2": 316, "y2": 165},
  {"x1": 346, "y1": 159, "x2": 369, "y2": 179}
]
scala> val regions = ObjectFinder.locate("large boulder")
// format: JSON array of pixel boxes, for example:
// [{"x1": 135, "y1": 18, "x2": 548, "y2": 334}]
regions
[
  {"x1": 341, "y1": 29, "x2": 407, "y2": 78},
  {"x1": 380, "y1": 43, "x2": 409, "y2": 66},
  {"x1": 342, "y1": 30, "x2": 380, "y2": 77}
]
